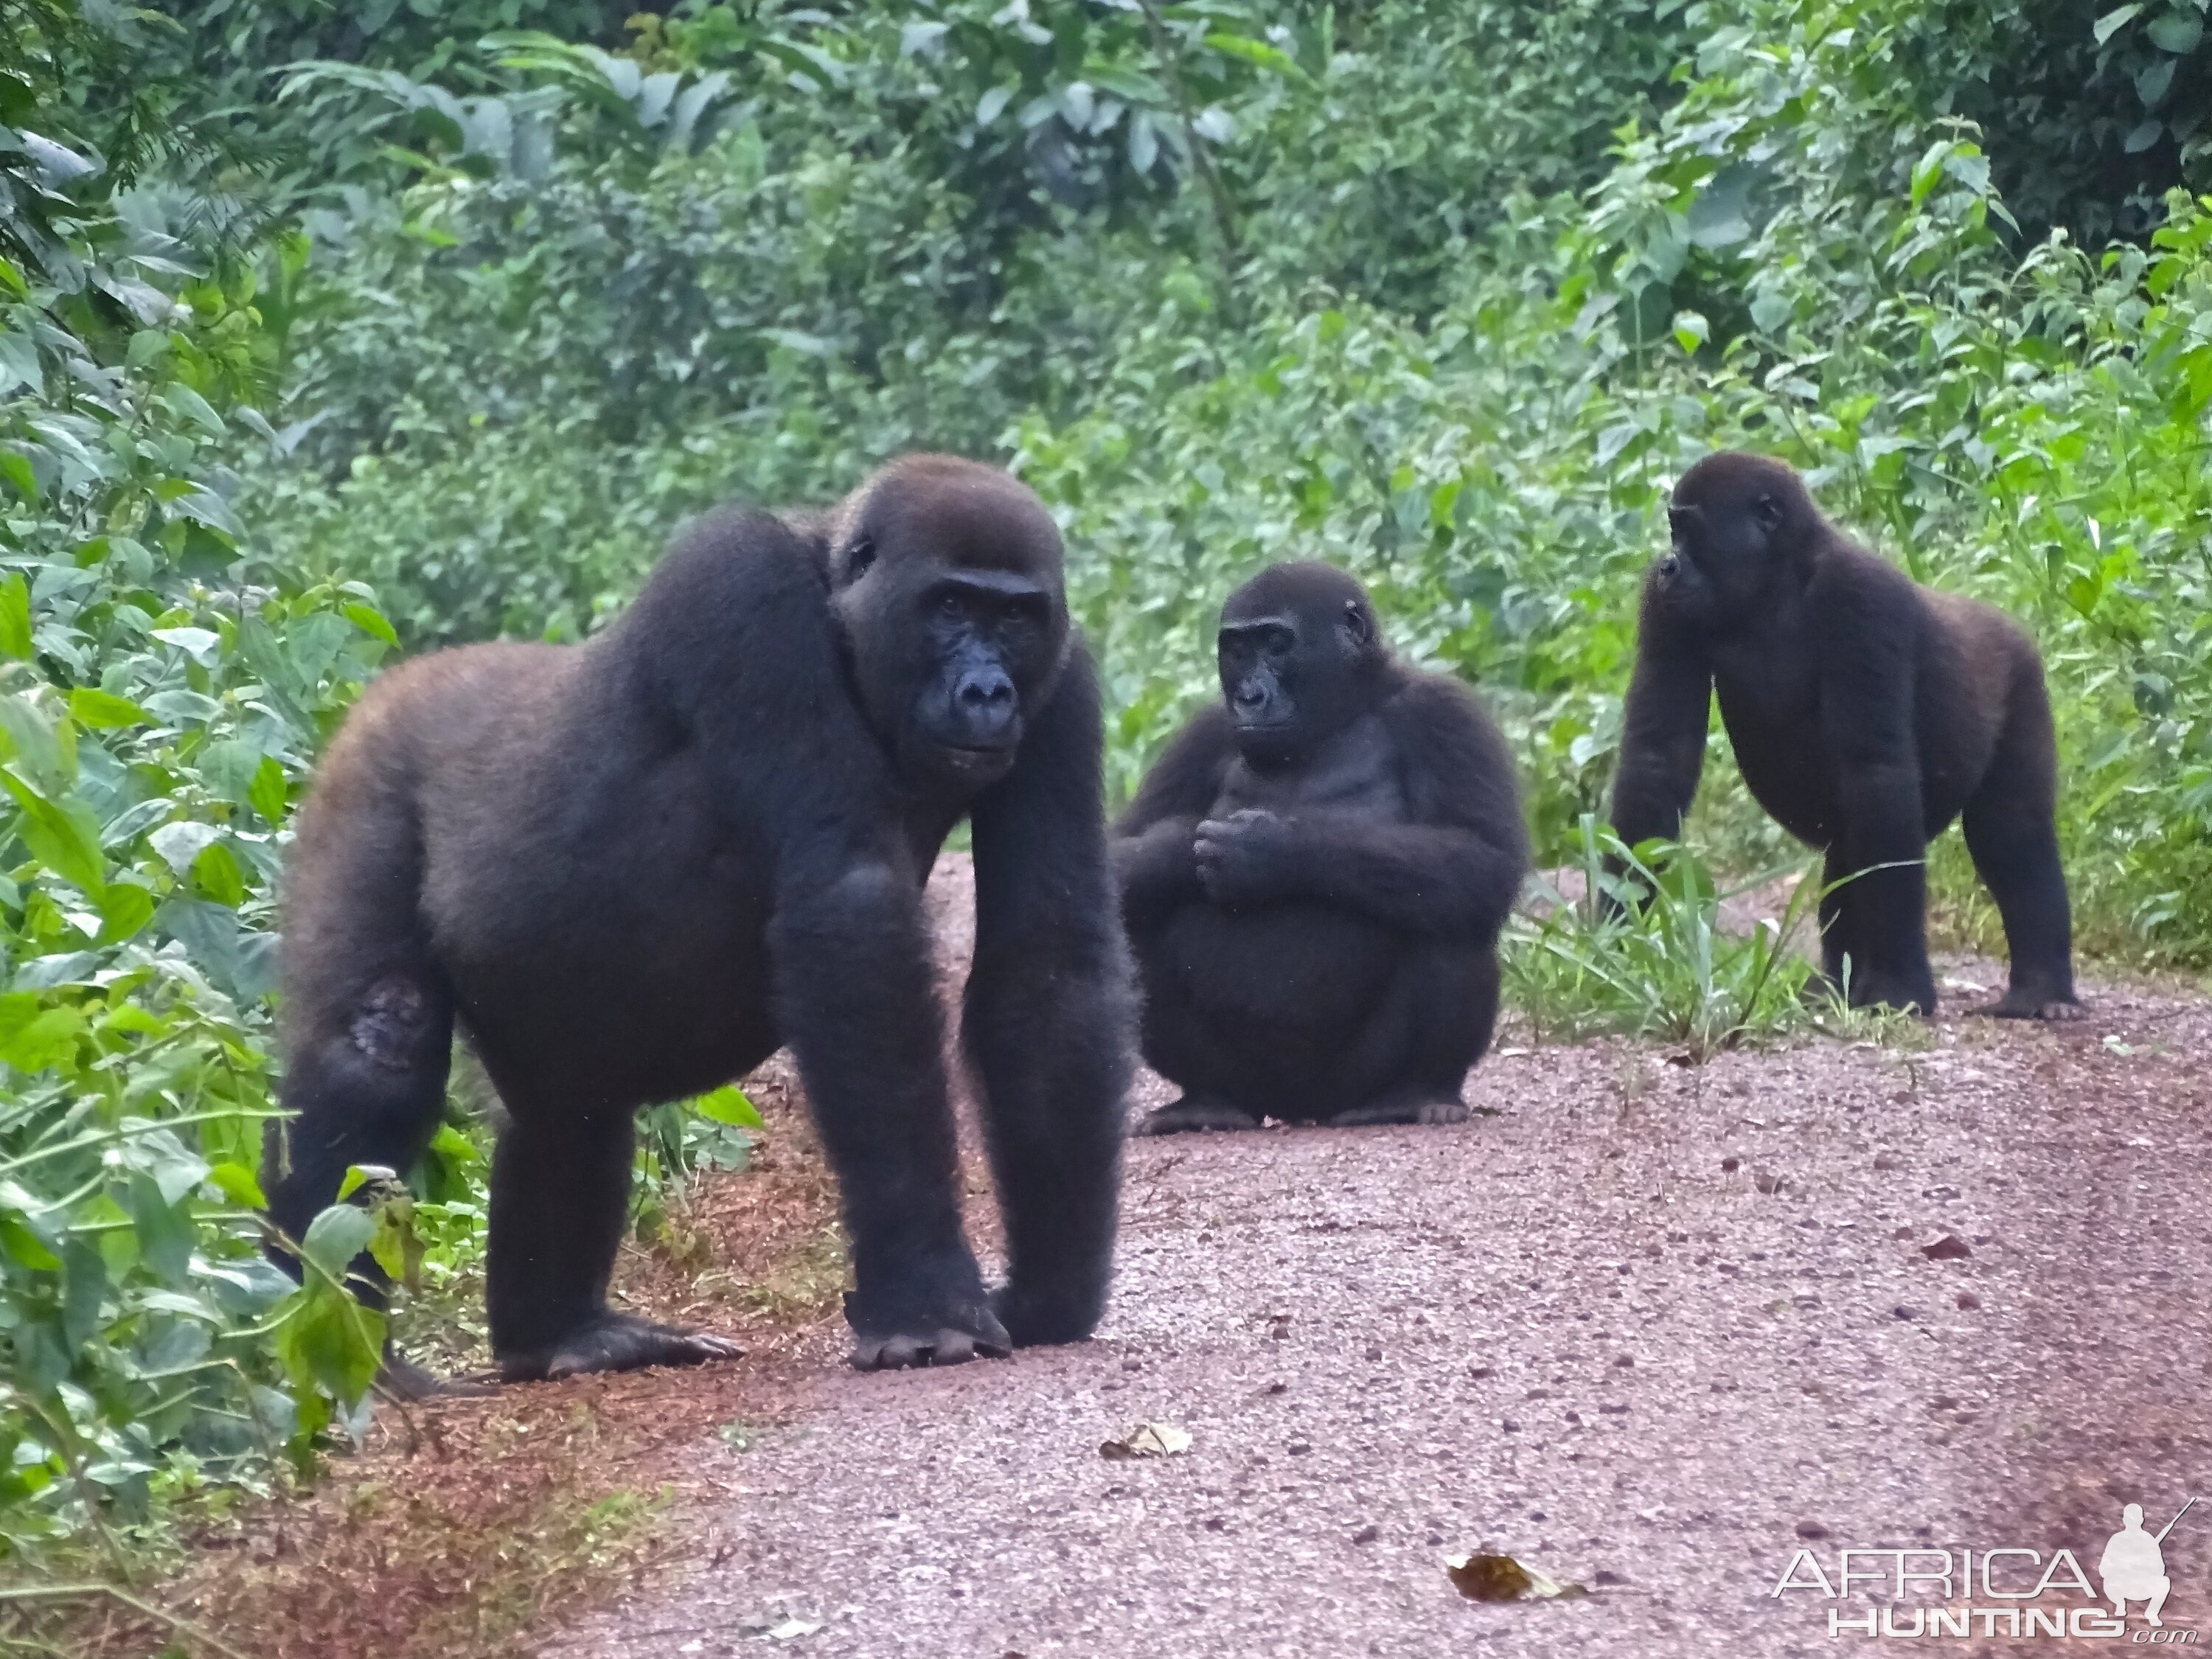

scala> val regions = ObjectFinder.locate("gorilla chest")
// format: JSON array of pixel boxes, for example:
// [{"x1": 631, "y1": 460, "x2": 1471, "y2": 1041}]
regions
[
  {"x1": 1211, "y1": 718, "x2": 1407, "y2": 821},
  {"x1": 1713, "y1": 644, "x2": 1840, "y2": 841}
]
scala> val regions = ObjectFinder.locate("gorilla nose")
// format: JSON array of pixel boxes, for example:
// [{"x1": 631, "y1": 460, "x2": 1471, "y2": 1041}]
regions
[
  {"x1": 1233, "y1": 682, "x2": 1267, "y2": 712},
  {"x1": 956, "y1": 669, "x2": 1016, "y2": 740}
]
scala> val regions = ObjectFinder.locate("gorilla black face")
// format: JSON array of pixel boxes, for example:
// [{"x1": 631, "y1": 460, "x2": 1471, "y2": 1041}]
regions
[
  {"x1": 1659, "y1": 451, "x2": 1820, "y2": 627},
  {"x1": 830, "y1": 456, "x2": 1071, "y2": 790},
  {"x1": 1216, "y1": 561, "x2": 1385, "y2": 766}
]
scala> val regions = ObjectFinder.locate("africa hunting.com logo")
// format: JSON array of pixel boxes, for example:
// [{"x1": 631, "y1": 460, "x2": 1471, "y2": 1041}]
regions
[{"x1": 1773, "y1": 1497, "x2": 2197, "y2": 1641}]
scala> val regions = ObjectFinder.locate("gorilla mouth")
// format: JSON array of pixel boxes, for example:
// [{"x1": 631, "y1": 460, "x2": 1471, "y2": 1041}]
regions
[{"x1": 941, "y1": 742, "x2": 1016, "y2": 775}]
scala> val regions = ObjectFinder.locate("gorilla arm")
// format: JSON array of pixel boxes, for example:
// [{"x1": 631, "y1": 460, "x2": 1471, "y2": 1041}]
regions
[
  {"x1": 1610, "y1": 567, "x2": 1716, "y2": 850},
  {"x1": 1200, "y1": 678, "x2": 1528, "y2": 941},
  {"x1": 964, "y1": 638, "x2": 1135, "y2": 1346},
  {"x1": 1110, "y1": 704, "x2": 1234, "y2": 930}
]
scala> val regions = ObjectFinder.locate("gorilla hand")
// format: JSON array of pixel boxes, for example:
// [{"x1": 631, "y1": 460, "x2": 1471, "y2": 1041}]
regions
[{"x1": 1194, "y1": 808, "x2": 1295, "y2": 907}]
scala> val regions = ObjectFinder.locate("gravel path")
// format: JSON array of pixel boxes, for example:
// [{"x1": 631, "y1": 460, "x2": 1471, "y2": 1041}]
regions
[{"x1": 542, "y1": 872, "x2": 2211, "y2": 1658}]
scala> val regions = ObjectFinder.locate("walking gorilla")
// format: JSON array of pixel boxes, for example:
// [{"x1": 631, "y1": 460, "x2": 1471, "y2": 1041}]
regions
[
  {"x1": 265, "y1": 455, "x2": 1133, "y2": 1380},
  {"x1": 1113, "y1": 563, "x2": 1528, "y2": 1135},
  {"x1": 1610, "y1": 450, "x2": 2079, "y2": 1020}
]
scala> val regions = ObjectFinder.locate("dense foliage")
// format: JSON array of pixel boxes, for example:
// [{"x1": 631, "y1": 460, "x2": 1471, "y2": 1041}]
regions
[{"x1": 5, "y1": 0, "x2": 2209, "y2": 1569}]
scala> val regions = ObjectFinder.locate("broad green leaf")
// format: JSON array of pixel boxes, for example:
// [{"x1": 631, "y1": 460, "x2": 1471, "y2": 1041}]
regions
[
  {"x1": 1, "y1": 768, "x2": 105, "y2": 897},
  {"x1": 250, "y1": 754, "x2": 289, "y2": 824},
  {"x1": 271, "y1": 1280, "x2": 384, "y2": 1406},
  {"x1": 68, "y1": 686, "x2": 148, "y2": 728},
  {"x1": 298, "y1": 1203, "x2": 375, "y2": 1281},
  {"x1": 694, "y1": 1085, "x2": 763, "y2": 1127},
  {"x1": 96, "y1": 880, "x2": 154, "y2": 945},
  {"x1": 192, "y1": 840, "x2": 248, "y2": 907},
  {"x1": 205, "y1": 1162, "x2": 268, "y2": 1208},
  {"x1": 2095, "y1": 2, "x2": 2144, "y2": 42},
  {"x1": 0, "y1": 573, "x2": 29, "y2": 658},
  {"x1": 150, "y1": 820, "x2": 223, "y2": 875},
  {"x1": 341, "y1": 602, "x2": 399, "y2": 647}
]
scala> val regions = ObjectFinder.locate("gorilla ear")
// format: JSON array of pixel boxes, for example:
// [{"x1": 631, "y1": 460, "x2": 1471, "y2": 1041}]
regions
[
  {"x1": 1340, "y1": 599, "x2": 1372, "y2": 647},
  {"x1": 1753, "y1": 494, "x2": 1784, "y2": 532}
]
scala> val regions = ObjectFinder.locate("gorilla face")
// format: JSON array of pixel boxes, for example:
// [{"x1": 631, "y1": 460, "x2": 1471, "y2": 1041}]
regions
[
  {"x1": 1216, "y1": 561, "x2": 1385, "y2": 766},
  {"x1": 1660, "y1": 451, "x2": 1813, "y2": 628},
  {"x1": 831, "y1": 457, "x2": 1071, "y2": 790}
]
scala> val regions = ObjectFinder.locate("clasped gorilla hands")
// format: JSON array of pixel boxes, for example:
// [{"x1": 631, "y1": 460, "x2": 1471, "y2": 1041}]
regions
[
  {"x1": 1116, "y1": 563, "x2": 1529, "y2": 1135},
  {"x1": 1611, "y1": 451, "x2": 2080, "y2": 1021},
  {"x1": 265, "y1": 456, "x2": 1133, "y2": 1381}
]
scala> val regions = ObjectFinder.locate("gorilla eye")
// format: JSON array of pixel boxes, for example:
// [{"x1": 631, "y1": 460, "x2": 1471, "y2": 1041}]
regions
[
  {"x1": 844, "y1": 537, "x2": 876, "y2": 580},
  {"x1": 1342, "y1": 601, "x2": 1371, "y2": 644},
  {"x1": 1754, "y1": 494, "x2": 1784, "y2": 531},
  {"x1": 936, "y1": 590, "x2": 964, "y2": 617}
]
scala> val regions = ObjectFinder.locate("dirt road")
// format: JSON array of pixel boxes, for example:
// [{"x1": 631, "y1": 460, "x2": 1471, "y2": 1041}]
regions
[{"x1": 546, "y1": 941, "x2": 2211, "y2": 1656}]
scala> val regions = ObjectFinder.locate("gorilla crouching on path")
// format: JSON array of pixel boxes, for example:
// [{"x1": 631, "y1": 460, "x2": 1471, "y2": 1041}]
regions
[
  {"x1": 265, "y1": 455, "x2": 1133, "y2": 1380},
  {"x1": 1113, "y1": 563, "x2": 1529, "y2": 1135},
  {"x1": 1610, "y1": 450, "x2": 2080, "y2": 1020}
]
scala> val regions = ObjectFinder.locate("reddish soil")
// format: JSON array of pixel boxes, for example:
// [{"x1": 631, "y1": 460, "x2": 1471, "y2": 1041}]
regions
[
  {"x1": 50, "y1": 857, "x2": 2212, "y2": 1659},
  {"x1": 542, "y1": 863, "x2": 2212, "y2": 1659}
]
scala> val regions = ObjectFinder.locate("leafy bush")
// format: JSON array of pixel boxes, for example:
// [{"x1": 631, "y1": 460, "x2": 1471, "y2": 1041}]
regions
[{"x1": 0, "y1": 1, "x2": 410, "y2": 1557}]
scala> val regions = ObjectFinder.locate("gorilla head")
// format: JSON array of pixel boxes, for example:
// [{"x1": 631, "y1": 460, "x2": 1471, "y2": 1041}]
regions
[
  {"x1": 828, "y1": 455, "x2": 1072, "y2": 790},
  {"x1": 1215, "y1": 561, "x2": 1388, "y2": 767},
  {"x1": 1660, "y1": 451, "x2": 1822, "y2": 627}
]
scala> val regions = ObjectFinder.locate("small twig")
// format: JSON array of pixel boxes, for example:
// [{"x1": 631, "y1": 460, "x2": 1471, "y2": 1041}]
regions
[
  {"x1": 1132, "y1": 0, "x2": 1240, "y2": 260},
  {"x1": 0, "y1": 1585, "x2": 259, "y2": 1659}
]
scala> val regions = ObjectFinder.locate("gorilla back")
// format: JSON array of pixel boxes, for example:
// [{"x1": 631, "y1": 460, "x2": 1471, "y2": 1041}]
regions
[{"x1": 267, "y1": 456, "x2": 1134, "y2": 1380}]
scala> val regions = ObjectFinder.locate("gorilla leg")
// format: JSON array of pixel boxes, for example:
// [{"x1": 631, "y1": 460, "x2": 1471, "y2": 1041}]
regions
[
  {"x1": 1961, "y1": 692, "x2": 2080, "y2": 1019},
  {"x1": 1325, "y1": 945, "x2": 1495, "y2": 1127},
  {"x1": 1816, "y1": 849, "x2": 1863, "y2": 1001},
  {"x1": 1128, "y1": 917, "x2": 1266, "y2": 1134},
  {"x1": 265, "y1": 779, "x2": 454, "y2": 1302},
  {"x1": 487, "y1": 1103, "x2": 740, "y2": 1380},
  {"x1": 265, "y1": 970, "x2": 452, "y2": 1296}
]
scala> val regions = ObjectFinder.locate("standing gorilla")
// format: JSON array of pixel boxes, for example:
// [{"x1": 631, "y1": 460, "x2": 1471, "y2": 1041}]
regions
[
  {"x1": 1113, "y1": 563, "x2": 1528, "y2": 1135},
  {"x1": 1610, "y1": 450, "x2": 2079, "y2": 1020},
  {"x1": 266, "y1": 455, "x2": 1133, "y2": 1380}
]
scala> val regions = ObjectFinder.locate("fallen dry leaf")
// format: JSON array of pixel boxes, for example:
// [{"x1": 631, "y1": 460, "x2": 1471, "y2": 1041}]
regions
[
  {"x1": 1920, "y1": 1232, "x2": 1972, "y2": 1261},
  {"x1": 1100, "y1": 1422, "x2": 1192, "y2": 1460},
  {"x1": 1445, "y1": 1552, "x2": 1590, "y2": 1602}
]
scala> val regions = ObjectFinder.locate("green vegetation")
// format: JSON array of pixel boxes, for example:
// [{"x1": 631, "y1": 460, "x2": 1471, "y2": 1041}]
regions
[{"x1": 2, "y1": 0, "x2": 2208, "y2": 1586}]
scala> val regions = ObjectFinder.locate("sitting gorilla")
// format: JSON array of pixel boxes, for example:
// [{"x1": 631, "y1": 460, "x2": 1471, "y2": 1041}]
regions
[
  {"x1": 1113, "y1": 563, "x2": 1528, "y2": 1135},
  {"x1": 265, "y1": 455, "x2": 1133, "y2": 1380}
]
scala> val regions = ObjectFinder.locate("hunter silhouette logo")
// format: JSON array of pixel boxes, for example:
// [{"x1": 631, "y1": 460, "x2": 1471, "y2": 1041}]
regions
[
  {"x1": 2103, "y1": 1498, "x2": 2194, "y2": 1629},
  {"x1": 1772, "y1": 1494, "x2": 2199, "y2": 1641}
]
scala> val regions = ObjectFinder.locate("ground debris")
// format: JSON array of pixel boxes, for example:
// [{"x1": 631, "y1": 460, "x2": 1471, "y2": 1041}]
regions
[
  {"x1": 1445, "y1": 1551, "x2": 1590, "y2": 1602},
  {"x1": 1920, "y1": 1232, "x2": 1972, "y2": 1260},
  {"x1": 1099, "y1": 1422, "x2": 1192, "y2": 1460}
]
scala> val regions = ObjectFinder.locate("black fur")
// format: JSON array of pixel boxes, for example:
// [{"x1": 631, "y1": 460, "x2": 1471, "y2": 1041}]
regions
[
  {"x1": 1113, "y1": 563, "x2": 1528, "y2": 1133},
  {"x1": 265, "y1": 454, "x2": 1134, "y2": 1380},
  {"x1": 1610, "y1": 450, "x2": 2080, "y2": 1020}
]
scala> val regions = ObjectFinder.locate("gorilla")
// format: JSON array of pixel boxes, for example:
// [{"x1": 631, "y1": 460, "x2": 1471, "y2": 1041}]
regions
[
  {"x1": 1113, "y1": 563, "x2": 1529, "y2": 1135},
  {"x1": 265, "y1": 454, "x2": 1133, "y2": 1380},
  {"x1": 1610, "y1": 450, "x2": 2080, "y2": 1020}
]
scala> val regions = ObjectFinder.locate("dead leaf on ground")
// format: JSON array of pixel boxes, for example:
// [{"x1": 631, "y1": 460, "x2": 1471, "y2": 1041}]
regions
[
  {"x1": 1445, "y1": 1552, "x2": 1590, "y2": 1602},
  {"x1": 1920, "y1": 1232, "x2": 1972, "y2": 1260},
  {"x1": 1100, "y1": 1422, "x2": 1192, "y2": 1460}
]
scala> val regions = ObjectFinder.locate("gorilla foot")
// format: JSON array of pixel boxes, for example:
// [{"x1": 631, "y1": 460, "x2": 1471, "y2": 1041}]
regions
[
  {"x1": 1979, "y1": 987, "x2": 2085, "y2": 1021},
  {"x1": 1326, "y1": 1091, "x2": 1470, "y2": 1128},
  {"x1": 993, "y1": 1281, "x2": 1103, "y2": 1349},
  {"x1": 1137, "y1": 1094, "x2": 1262, "y2": 1135},
  {"x1": 847, "y1": 1291, "x2": 1012, "y2": 1372},
  {"x1": 501, "y1": 1311, "x2": 743, "y2": 1383},
  {"x1": 375, "y1": 1344, "x2": 495, "y2": 1401}
]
